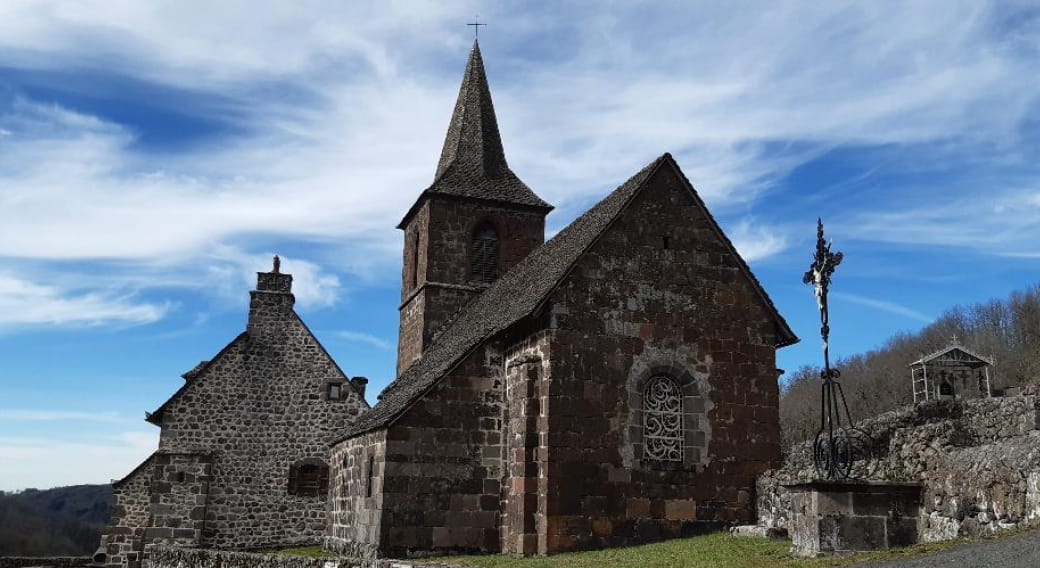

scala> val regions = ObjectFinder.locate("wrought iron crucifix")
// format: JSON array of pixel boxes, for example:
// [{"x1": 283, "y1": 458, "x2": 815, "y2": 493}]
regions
[
  {"x1": 803, "y1": 218, "x2": 843, "y2": 375},
  {"x1": 467, "y1": 16, "x2": 487, "y2": 39},
  {"x1": 803, "y1": 219, "x2": 874, "y2": 480}
]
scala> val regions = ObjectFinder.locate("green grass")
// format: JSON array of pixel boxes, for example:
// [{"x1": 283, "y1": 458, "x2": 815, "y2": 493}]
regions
[
  {"x1": 265, "y1": 524, "x2": 1039, "y2": 567},
  {"x1": 437, "y1": 529, "x2": 1030, "y2": 568}
]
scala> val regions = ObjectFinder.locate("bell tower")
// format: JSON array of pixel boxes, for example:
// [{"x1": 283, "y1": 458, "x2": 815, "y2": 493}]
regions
[{"x1": 396, "y1": 40, "x2": 553, "y2": 374}]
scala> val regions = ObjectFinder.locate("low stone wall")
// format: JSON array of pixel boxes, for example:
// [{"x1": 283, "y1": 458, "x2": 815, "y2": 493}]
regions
[
  {"x1": 758, "y1": 389, "x2": 1040, "y2": 541},
  {"x1": 0, "y1": 558, "x2": 91, "y2": 568},
  {"x1": 144, "y1": 546, "x2": 466, "y2": 568}
]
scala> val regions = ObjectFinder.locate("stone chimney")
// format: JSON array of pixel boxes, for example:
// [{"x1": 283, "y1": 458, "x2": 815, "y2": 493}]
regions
[
  {"x1": 247, "y1": 255, "x2": 295, "y2": 337},
  {"x1": 350, "y1": 377, "x2": 368, "y2": 400}
]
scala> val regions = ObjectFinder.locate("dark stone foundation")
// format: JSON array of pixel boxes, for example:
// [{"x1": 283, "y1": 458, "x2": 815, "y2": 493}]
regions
[{"x1": 785, "y1": 480, "x2": 923, "y2": 556}]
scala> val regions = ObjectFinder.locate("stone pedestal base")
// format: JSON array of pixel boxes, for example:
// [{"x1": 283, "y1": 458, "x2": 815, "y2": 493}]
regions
[{"x1": 785, "y1": 480, "x2": 922, "y2": 556}]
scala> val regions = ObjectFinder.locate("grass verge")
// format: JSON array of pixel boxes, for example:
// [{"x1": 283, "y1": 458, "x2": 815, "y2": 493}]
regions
[
  {"x1": 266, "y1": 524, "x2": 1040, "y2": 567},
  {"x1": 438, "y1": 527, "x2": 1037, "y2": 568}
]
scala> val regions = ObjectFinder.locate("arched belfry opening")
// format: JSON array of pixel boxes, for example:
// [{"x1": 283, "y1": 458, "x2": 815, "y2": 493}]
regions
[{"x1": 471, "y1": 222, "x2": 499, "y2": 284}]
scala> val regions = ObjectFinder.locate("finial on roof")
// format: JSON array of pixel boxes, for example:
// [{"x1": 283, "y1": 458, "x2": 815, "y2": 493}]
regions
[
  {"x1": 467, "y1": 15, "x2": 487, "y2": 39},
  {"x1": 272, "y1": 254, "x2": 281, "y2": 274},
  {"x1": 951, "y1": 333, "x2": 959, "y2": 345}
]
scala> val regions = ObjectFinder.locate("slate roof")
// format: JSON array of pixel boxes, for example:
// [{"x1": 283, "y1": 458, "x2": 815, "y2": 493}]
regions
[
  {"x1": 398, "y1": 41, "x2": 551, "y2": 228},
  {"x1": 335, "y1": 153, "x2": 798, "y2": 442}
]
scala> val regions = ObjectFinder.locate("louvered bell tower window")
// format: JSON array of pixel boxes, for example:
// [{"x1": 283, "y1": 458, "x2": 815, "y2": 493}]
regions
[{"x1": 471, "y1": 222, "x2": 499, "y2": 284}]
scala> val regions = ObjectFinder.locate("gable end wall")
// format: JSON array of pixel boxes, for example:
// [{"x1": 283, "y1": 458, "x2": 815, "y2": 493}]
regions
[{"x1": 544, "y1": 165, "x2": 782, "y2": 551}]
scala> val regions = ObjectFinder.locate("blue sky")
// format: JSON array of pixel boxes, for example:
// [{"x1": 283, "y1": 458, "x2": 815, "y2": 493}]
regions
[{"x1": 1, "y1": 1, "x2": 1038, "y2": 491}]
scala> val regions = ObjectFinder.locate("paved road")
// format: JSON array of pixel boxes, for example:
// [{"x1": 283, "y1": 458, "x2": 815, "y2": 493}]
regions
[{"x1": 852, "y1": 528, "x2": 1040, "y2": 568}]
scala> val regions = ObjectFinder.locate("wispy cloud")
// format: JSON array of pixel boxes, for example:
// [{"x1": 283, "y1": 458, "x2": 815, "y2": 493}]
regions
[
  {"x1": 336, "y1": 331, "x2": 392, "y2": 351},
  {"x1": 0, "y1": 430, "x2": 157, "y2": 491},
  {"x1": 0, "y1": 273, "x2": 168, "y2": 328},
  {"x1": 0, "y1": 409, "x2": 124, "y2": 422},
  {"x1": 843, "y1": 184, "x2": 1040, "y2": 256},
  {"x1": 728, "y1": 219, "x2": 788, "y2": 262},
  {"x1": 0, "y1": 1, "x2": 1036, "y2": 331},
  {"x1": 832, "y1": 291, "x2": 934, "y2": 323}
]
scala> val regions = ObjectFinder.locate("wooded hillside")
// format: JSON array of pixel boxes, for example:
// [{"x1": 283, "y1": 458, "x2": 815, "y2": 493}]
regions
[
  {"x1": 780, "y1": 283, "x2": 1040, "y2": 448},
  {"x1": 0, "y1": 484, "x2": 111, "y2": 556}
]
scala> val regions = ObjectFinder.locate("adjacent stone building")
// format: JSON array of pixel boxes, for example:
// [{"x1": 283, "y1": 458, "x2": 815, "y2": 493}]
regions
[
  {"x1": 96, "y1": 269, "x2": 369, "y2": 568},
  {"x1": 325, "y1": 40, "x2": 798, "y2": 558}
]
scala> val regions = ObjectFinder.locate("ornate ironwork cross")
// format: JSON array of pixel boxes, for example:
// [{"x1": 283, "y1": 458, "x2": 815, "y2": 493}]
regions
[
  {"x1": 467, "y1": 16, "x2": 487, "y2": 39},
  {"x1": 803, "y1": 218, "x2": 843, "y2": 374},
  {"x1": 803, "y1": 219, "x2": 874, "y2": 480}
]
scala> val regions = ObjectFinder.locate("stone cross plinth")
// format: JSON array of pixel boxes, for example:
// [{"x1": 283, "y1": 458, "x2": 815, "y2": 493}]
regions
[{"x1": 785, "y1": 480, "x2": 923, "y2": 556}]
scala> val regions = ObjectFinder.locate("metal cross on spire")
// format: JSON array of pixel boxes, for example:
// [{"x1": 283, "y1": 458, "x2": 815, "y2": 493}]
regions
[{"x1": 467, "y1": 16, "x2": 487, "y2": 39}]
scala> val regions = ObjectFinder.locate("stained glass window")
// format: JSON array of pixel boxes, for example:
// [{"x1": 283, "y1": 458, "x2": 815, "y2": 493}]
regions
[{"x1": 644, "y1": 376, "x2": 683, "y2": 462}]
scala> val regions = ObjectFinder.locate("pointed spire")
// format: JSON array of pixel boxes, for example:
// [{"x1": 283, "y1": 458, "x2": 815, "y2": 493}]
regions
[
  {"x1": 435, "y1": 40, "x2": 508, "y2": 180},
  {"x1": 398, "y1": 41, "x2": 552, "y2": 228}
]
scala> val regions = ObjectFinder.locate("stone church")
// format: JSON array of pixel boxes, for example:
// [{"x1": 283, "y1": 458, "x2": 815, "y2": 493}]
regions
[
  {"x1": 98, "y1": 40, "x2": 796, "y2": 566},
  {"x1": 325, "y1": 42, "x2": 797, "y2": 557}
]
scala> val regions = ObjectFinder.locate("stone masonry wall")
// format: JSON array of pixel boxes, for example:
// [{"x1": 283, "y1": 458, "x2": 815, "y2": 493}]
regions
[
  {"x1": 758, "y1": 390, "x2": 1040, "y2": 542},
  {"x1": 397, "y1": 197, "x2": 545, "y2": 374},
  {"x1": 143, "y1": 454, "x2": 213, "y2": 548},
  {"x1": 156, "y1": 301, "x2": 366, "y2": 549},
  {"x1": 0, "y1": 558, "x2": 91, "y2": 568},
  {"x1": 100, "y1": 272, "x2": 368, "y2": 561},
  {"x1": 499, "y1": 329, "x2": 552, "y2": 555},
  {"x1": 375, "y1": 345, "x2": 507, "y2": 558},
  {"x1": 326, "y1": 430, "x2": 387, "y2": 558},
  {"x1": 144, "y1": 546, "x2": 468, "y2": 568},
  {"x1": 542, "y1": 165, "x2": 782, "y2": 552},
  {"x1": 99, "y1": 455, "x2": 155, "y2": 568}
]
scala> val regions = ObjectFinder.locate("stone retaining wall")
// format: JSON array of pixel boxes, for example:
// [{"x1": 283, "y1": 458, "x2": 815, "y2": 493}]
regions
[
  {"x1": 758, "y1": 389, "x2": 1040, "y2": 541},
  {"x1": 144, "y1": 547, "x2": 465, "y2": 568},
  {"x1": 0, "y1": 557, "x2": 91, "y2": 568}
]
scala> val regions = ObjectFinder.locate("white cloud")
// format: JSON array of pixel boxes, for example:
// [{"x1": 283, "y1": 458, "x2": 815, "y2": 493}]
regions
[
  {"x1": 0, "y1": 430, "x2": 157, "y2": 491},
  {"x1": 843, "y1": 185, "x2": 1040, "y2": 255},
  {"x1": 0, "y1": 1, "x2": 1036, "y2": 327},
  {"x1": 727, "y1": 219, "x2": 788, "y2": 262},
  {"x1": 336, "y1": 331, "x2": 392, "y2": 351},
  {"x1": 203, "y1": 246, "x2": 343, "y2": 309},
  {"x1": 0, "y1": 409, "x2": 123, "y2": 422},
  {"x1": 0, "y1": 273, "x2": 168, "y2": 327}
]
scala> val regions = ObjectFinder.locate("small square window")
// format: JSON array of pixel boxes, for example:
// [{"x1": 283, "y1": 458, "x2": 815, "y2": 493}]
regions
[{"x1": 327, "y1": 383, "x2": 342, "y2": 400}]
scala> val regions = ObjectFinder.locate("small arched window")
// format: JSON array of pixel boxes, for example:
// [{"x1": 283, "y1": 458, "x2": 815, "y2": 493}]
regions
[
  {"x1": 287, "y1": 458, "x2": 329, "y2": 497},
  {"x1": 643, "y1": 376, "x2": 683, "y2": 463},
  {"x1": 471, "y1": 222, "x2": 499, "y2": 284}
]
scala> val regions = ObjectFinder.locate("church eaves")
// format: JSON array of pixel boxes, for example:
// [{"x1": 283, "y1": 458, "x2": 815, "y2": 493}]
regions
[
  {"x1": 337, "y1": 153, "x2": 799, "y2": 442},
  {"x1": 397, "y1": 41, "x2": 552, "y2": 228}
]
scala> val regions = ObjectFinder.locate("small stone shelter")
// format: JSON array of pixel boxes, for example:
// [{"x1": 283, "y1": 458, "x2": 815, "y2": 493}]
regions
[
  {"x1": 325, "y1": 41, "x2": 798, "y2": 558},
  {"x1": 910, "y1": 339, "x2": 994, "y2": 403}
]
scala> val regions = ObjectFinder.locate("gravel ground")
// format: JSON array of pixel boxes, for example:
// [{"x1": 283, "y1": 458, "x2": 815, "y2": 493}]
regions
[{"x1": 852, "y1": 528, "x2": 1040, "y2": 568}]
